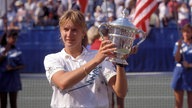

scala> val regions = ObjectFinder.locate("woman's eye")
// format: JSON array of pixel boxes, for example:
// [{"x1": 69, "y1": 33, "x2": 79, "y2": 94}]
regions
[
  {"x1": 64, "y1": 28, "x2": 69, "y2": 31},
  {"x1": 72, "y1": 29, "x2": 77, "y2": 32}
]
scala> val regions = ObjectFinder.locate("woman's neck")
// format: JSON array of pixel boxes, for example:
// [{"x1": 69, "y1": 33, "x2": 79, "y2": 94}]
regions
[
  {"x1": 184, "y1": 38, "x2": 192, "y2": 45},
  {"x1": 64, "y1": 47, "x2": 83, "y2": 58}
]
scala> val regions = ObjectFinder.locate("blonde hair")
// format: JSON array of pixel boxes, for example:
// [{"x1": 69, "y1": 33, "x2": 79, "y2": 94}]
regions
[{"x1": 59, "y1": 10, "x2": 88, "y2": 46}]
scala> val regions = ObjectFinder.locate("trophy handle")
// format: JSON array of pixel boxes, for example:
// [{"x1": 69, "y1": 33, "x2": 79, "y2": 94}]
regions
[
  {"x1": 98, "y1": 23, "x2": 109, "y2": 40},
  {"x1": 136, "y1": 30, "x2": 147, "y2": 46}
]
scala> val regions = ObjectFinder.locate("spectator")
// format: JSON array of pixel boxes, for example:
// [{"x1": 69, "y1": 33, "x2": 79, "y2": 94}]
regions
[
  {"x1": 85, "y1": 12, "x2": 95, "y2": 29},
  {"x1": 15, "y1": 0, "x2": 27, "y2": 29},
  {"x1": 101, "y1": 0, "x2": 116, "y2": 16},
  {"x1": 87, "y1": 25, "x2": 101, "y2": 50},
  {"x1": 7, "y1": 7, "x2": 17, "y2": 24},
  {"x1": 94, "y1": 14, "x2": 107, "y2": 27},
  {"x1": 94, "y1": 5, "x2": 103, "y2": 20},
  {"x1": 108, "y1": 12, "x2": 115, "y2": 22},
  {"x1": 126, "y1": 0, "x2": 136, "y2": 21},
  {"x1": 24, "y1": 0, "x2": 37, "y2": 27},
  {"x1": 0, "y1": 16, "x2": 7, "y2": 30},
  {"x1": 69, "y1": 0, "x2": 81, "y2": 11},
  {"x1": 178, "y1": 2, "x2": 190, "y2": 27},
  {"x1": 57, "y1": 0, "x2": 67, "y2": 18},
  {"x1": 168, "y1": 0, "x2": 179, "y2": 22},
  {"x1": 61, "y1": 0, "x2": 69, "y2": 10},
  {"x1": 86, "y1": 0, "x2": 96, "y2": 16},
  {"x1": 149, "y1": 9, "x2": 160, "y2": 28},
  {"x1": 7, "y1": 21, "x2": 20, "y2": 30},
  {"x1": 34, "y1": 1, "x2": 45, "y2": 26},
  {"x1": 115, "y1": 0, "x2": 124, "y2": 18},
  {"x1": 24, "y1": 0, "x2": 37, "y2": 11},
  {"x1": 158, "y1": 0, "x2": 171, "y2": 27},
  {"x1": 189, "y1": 0, "x2": 192, "y2": 24}
]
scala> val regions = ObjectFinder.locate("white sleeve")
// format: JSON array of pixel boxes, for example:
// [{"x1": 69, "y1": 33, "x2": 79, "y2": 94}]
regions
[
  {"x1": 44, "y1": 54, "x2": 64, "y2": 84},
  {"x1": 102, "y1": 61, "x2": 116, "y2": 83},
  {"x1": 190, "y1": 0, "x2": 192, "y2": 5}
]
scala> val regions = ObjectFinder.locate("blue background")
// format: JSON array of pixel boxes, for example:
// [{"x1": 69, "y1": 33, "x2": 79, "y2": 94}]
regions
[{"x1": 0, "y1": 27, "x2": 180, "y2": 73}]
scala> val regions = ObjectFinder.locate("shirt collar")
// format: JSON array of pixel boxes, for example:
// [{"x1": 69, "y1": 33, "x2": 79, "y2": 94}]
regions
[{"x1": 61, "y1": 47, "x2": 88, "y2": 59}]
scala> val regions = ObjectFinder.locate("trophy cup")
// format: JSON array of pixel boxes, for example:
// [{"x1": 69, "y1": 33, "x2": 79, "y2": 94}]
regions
[{"x1": 98, "y1": 9, "x2": 146, "y2": 65}]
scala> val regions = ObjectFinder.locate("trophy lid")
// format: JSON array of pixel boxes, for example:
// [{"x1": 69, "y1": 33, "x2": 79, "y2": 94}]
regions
[{"x1": 109, "y1": 9, "x2": 136, "y2": 29}]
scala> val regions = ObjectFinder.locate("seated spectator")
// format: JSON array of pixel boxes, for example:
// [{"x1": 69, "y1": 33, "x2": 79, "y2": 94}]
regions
[
  {"x1": 15, "y1": 0, "x2": 27, "y2": 29},
  {"x1": 34, "y1": 1, "x2": 45, "y2": 26},
  {"x1": 8, "y1": 21, "x2": 20, "y2": 30},
  {"x1": 85, "y1": 12, "x2": 95, "y2": 29},
  {"x1": 158, "y1": 0, "x2": 171, "y2": 27},
  {"x1": 94, "y1": 5, "x2": 103, "y2": 20},
  {"x1": 149, "y1": 10, "x2": 160, "y2": 28},
  {"x1": 94, "y1": 14, "x2": 107, "y2": 27},
  {"x1": 0, "y1": 16, "x2": 5, "y2": 30},
  {"x1": 178, "y1": 2, "x2": 190, "y2": 27},
  {"x1": 87, "y1": 25, "x2": 101, "y2": 50},
  {"x1": 57, "y1": 0, "x2": 67, "y2": 18}
]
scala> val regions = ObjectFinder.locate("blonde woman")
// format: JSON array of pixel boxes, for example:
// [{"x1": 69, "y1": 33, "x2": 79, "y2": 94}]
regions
[{"x1": 44, "y1": 10, "x2": 128, "y2": 108}]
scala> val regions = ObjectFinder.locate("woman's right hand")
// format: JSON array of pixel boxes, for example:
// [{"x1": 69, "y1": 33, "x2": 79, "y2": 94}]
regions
[
  {"x1": 177, "y1": 39, "x2": 182, "y2": 48},
  {"x1": 3, "y1": 44, "x2": 11, "y2": 55}
]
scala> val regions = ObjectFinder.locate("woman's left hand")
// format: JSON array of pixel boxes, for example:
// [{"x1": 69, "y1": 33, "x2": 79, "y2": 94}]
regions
[
  {"x1": 123, "y1": 45, "x2": 139, "y2": 59},
  {"x1": 130, "y1": 45, "x2": 138, "y2": 54},
  {"x1": 6, "y1": 65, "x2": 14, "y2": 72},
  {"x1": 182, "y1": 61, "x2": 192, "y2": 68}
]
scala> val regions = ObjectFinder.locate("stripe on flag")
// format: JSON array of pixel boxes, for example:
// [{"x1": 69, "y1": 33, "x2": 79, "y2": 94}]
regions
[{"x1": 133, "y1": 0, "x2": 158, "y2": 33}]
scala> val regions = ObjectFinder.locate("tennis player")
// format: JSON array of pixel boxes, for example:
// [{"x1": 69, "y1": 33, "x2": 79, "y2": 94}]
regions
[{"x1": 44, "y1": 9, "x2": 128, "y2": 108}]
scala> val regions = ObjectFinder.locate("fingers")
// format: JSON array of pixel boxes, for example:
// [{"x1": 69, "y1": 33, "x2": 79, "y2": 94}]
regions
[
  {"x1": 182, "y1": 61, "x2": 192, "y2": 68},
  {"x1": 99, "y1": 40, "x2": 116, "y2": 56},
  {"x1": 178, "y1": 39, "x2": 182, "y2": 46},
  {"x1": 130, "y1": 45, "x2": 138, "y2": 54}
]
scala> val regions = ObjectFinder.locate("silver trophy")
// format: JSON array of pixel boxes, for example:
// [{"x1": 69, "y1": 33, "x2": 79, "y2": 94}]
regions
[{"x1": 98, "y1": 9, "x2": 146, "y2": 65}]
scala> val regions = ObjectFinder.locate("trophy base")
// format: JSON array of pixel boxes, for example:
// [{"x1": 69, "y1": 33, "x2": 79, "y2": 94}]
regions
[{"x1": 108, "y1": 58, "x2": 128, "y2": 65}]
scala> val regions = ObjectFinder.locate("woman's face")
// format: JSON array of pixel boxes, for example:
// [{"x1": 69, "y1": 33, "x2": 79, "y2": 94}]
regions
[
  {"x1": 60, "y1": 21, "x2": 85, "y2": 49},
  {"x1": 183, "y1": 30, "x2": 192, "y2": 42},
  {"x1": 7, "y1": 36, "x2": 17, "y2": 45}
]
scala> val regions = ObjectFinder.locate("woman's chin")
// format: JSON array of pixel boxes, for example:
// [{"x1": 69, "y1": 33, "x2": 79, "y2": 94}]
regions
[{"x1": 65, "y1": 43, "x2": 78, "y2": 48}]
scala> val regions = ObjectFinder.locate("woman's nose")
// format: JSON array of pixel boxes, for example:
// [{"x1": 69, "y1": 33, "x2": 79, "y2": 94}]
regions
[{"x1": 67, "y1": 30, "x2": 73, "y2": 37}]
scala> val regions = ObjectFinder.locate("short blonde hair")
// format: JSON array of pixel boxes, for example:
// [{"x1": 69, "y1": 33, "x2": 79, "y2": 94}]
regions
[{"x1": 59, "y1": 10, "x2": 88, "y2": 46}]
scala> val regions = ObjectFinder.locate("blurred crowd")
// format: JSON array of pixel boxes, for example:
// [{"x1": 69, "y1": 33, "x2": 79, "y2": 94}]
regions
[{"x1": 0, "y1": 0, "x2": 192, "y2": 30}]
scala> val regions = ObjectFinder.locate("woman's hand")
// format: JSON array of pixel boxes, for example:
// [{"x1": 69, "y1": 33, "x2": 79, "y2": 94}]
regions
[
  {"x1": 2, "y1": 44, "x2": 12, "y2": 56},
  {"x1": 122, "y1": 45, "x2": 139, "y2": 60},
  {"x1": 94, "y1": 39, "x2": 116, "y2": 63},
  {"x1": 6, "y1": 65, "x2": 14, "y2": 72},
  {"x1": 182, "y1": 61, "x2": 192, "y2": 68},
  {"x1": 177, "y1": 39, "x2": 182, "y2": 48},
  {"x1": 130, "y1": 45, "x2": 138, "y2": 55}
]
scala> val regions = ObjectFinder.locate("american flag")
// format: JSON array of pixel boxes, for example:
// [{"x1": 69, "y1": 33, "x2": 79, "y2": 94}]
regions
[{"x1": 133, "y1": 0, "x2": 158, "y2": 34}]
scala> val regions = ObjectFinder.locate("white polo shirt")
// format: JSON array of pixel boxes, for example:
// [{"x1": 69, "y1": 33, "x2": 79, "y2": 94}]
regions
[{"x1": 44, "y1": 48, "x2": 116, "y2": 108}]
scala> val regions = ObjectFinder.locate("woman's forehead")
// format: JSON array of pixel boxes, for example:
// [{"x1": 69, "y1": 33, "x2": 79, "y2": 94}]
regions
[
  {"x1": 183, "y1": 29, "x2": 192, "y2": 33},
  {"x1": 64, "y1": 21, "x2": 75, "y2": 26},
  {"x1": 63, "y1": 21, "x2": 81, "y2": 28}
]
